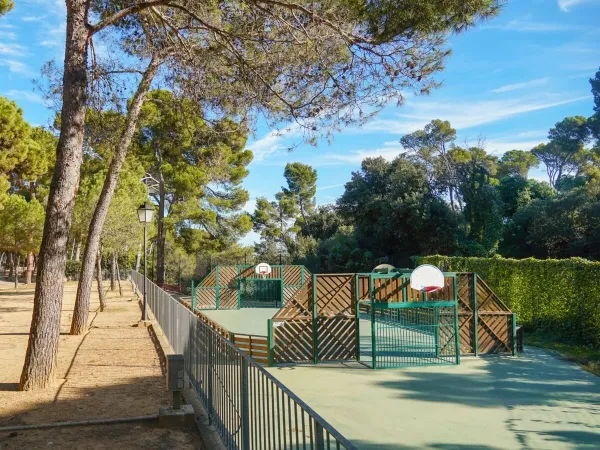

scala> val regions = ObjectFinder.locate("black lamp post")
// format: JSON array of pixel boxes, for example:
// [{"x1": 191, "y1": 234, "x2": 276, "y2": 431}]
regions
[{"x1": 137, "y1": 202, "x2": 154, "y2": 321}]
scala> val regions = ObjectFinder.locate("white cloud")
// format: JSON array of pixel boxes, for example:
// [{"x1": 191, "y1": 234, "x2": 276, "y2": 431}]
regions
[
  {"x1": 479, "y1": 139, "x2": 546, "y2": 156},
  {"x1": 491, "y1": 78, "x2": 549, "y2": 93},
  {"x1": 558, "y1": 0, "x2": 584, "y2": 11},
  {"x1": 0, "y1": 30, "x2": 16, "y2": 40},
  {"x1": 361, "y1": 96, "x2": 589, "y2": 134},
  {"x1": 515, "y1": 130, "x2": 548, "y2": 139},
  {"x1": 242, "y1": 198, "x2": 257, "y2": 213},
  {"x1": 317, "y1": 183, "x2": 345, "y2": 191},
  {"x1": 247, "y1": 124, "x2": 300, "y2": 161},
  {"x1": 22, "y1": 15, "x2": 44, "y2": 22},
  {"x1": 324, "y1": 142, "x2": 406, "y2": 164},
  {"x1": 0, "y1": 59, "x2": 32, "y2": 75},
  {"x1": 487, "y1": 16, "x2": 577, "y2": 32},
  {"x1": 5, "y1": 89, "x2": 43, "y2": 104},
  {"x1": 40, "y1": 40, "x2": 60, "y2": 47},
  {"x1": 0, "y1": 43, "x2": 26, "y2": 57}
]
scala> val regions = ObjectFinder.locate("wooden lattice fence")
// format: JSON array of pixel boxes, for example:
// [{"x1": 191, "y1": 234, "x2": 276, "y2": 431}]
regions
[{"x1": 270, "y1": 274, "x2": 357, "y2": 365}]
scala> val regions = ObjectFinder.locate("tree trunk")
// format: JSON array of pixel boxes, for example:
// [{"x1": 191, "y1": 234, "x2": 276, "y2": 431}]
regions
[
  {"x1": 115, "y1": 254, "x2": 123, "y2": 296},
  {"x1": 156, "y1": 150, "x2": 166, "y2": 285},
  {"x1": 75, "y1": 241, "x2": 81, "y2": 261},
  {"x1": 110, "y1": 251, "x2": 117, "y2": 291},
  {"x1": 135, "y1": 245, "x2": 141, "y2": 272},
  {"x1": 8, "y1": 252, "x2": 14, "y2": 279},
  {"x1": 69, "y1": 238, "x2": 76, "y2": 260},
  {"x1": 96, "y1": 250, "x2": 106, "y2": 312},
  {"x1": 26, "y1": 251, "x2": 34, "y2": 284},
  {"x1": 19, "y1": 0, "x2": 90, "y2": 392},
  {"x1": 70, "y1": 57, "x2": 161, "y2": 335},
  {"x1": 14, "y1": 254, "x2": 20, "y2": 289}
]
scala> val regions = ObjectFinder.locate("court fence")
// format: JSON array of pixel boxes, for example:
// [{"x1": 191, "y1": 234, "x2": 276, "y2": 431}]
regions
[{"x1": 130, "y1": 270, "x2": 355, "y2": 450}]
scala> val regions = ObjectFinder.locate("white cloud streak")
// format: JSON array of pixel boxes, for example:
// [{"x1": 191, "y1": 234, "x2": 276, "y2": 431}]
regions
[
  {"x1": 317, "y1": 183, "x2": 345, "y2": 191},
  {"x1": 5, "y1": 89, "x2": 43, "y2": 104},
  {"x1": 487, "y1": 16, "x2": 578, "y2": 32},
  {"x1": 558, "y1": 0, "x2": 584, "y2": 11},
  {"x1": 360, "y1": 96, "x2": 589, "y2": 134},
  {"x1": 0, "y1": 43, "x2": 26, "y2": 57},
  {"x1": 247, "y1": 124, "x2": 300, "y2": 161},
  {"x1": 491, "y1": 78, "x2": 549, "y2": 93},
  {"x1": 0, "y1": 59, "x2": 32, "y2": 75},
  {"x1": 22, "y1": 15, "x2": 44, "y2": 22}
]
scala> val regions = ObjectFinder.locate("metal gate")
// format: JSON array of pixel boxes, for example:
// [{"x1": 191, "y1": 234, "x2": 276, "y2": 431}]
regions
[
  {"x1": 360, "y1": 302, "x2": 459, "y2": 368},
  {"x1": 357, "y1": 271, "x2": 460, "y2": 369},
  {"x1": 239, "y1": 278, "x2": 282, "y2": 308}
]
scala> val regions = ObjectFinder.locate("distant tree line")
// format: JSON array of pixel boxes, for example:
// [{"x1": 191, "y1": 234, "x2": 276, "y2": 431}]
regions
[{"x1": 254, "y1": 69, "x2": 600, "y2": 271}]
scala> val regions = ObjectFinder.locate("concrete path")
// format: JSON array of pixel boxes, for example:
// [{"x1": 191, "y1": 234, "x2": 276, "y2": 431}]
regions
[{"x1": 268, "y1": 348, "x2": 600, "y2": 449}]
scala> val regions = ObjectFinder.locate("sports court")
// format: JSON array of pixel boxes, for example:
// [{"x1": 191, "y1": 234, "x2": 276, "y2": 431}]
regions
[
  {"x1": 201, "y1": 308, "x2": 275, "y2": 336},
  {"x1": 268, "y1": 347, "x2": 600, "y2": 449}
]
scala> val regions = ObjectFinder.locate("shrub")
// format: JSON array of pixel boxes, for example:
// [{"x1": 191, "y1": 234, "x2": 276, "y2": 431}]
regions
[
  {"x1": 65, "y1": 260, "x2": 81, "y2": 280},
  {"x1": 413, "y1": 255, "x2": 600, "y2": 346}
]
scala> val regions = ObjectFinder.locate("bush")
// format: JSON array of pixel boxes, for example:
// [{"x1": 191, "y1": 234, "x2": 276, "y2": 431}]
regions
[
  {"x1": 413, "y1": 255, "x2": 600, "y2": 347},
  {"x1": 65, "y1": 260, "x2": 81, "y2": 280}
]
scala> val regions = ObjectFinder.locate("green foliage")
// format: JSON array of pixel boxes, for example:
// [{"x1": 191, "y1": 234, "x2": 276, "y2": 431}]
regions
[
  {"x1": 415, "y1": 255, "x2": 600, "y2": 347},
  {"x1": 65, "y1": 260, "x2": 82, "y2": 279},
  {"x1": 0, "y1": 194, "x2": 45, "y2": 255},
  {"x1": 532, "y1": 116, "x2": 591, "y2": 188},
  {"x1": 0, "y1": 96, "x2": 29, "y2": 176},
  {"x1": 338, "y1": 156, "x2": 460, "y2": 261},
  {"x1": 497, "y1": 150, "x2": 539, "y2": 178},
  {"x1": 0, "y1": 0, "x2": 14, "y2": 16}
]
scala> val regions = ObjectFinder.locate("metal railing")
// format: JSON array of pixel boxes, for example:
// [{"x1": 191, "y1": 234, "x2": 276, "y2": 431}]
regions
[{"x1": 131, "y1": 271, "x2": 356, "y2": 450}]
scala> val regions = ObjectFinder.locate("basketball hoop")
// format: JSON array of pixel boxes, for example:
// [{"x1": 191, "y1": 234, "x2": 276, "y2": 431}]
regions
[
  {"x1": 410, "y1": 264, "x2": 445, "y2": 293},
  {"x1": 255, "y1": 262, "x2": 272, "y2": 279}
]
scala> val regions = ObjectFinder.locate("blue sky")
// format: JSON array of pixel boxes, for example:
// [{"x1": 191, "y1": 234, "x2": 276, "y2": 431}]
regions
[{"x1": 1, "y1": 0, "x2": 599, "y2": 246}]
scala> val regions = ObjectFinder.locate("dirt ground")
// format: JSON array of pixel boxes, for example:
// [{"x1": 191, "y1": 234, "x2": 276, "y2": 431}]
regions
[{"x1": 0, "y1": 279, "x2": 203, "y2": 449}]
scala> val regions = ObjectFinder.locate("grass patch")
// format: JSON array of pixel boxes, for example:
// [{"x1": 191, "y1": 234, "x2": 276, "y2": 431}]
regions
[{"x1": 526, "y1": 333, "x2": 600, "y2": 377}]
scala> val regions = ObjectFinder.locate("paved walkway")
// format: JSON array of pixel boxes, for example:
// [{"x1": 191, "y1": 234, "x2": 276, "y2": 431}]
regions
[
  {"x1": 268, "y1": 348, "x2": 600, "y2": 449},
  {"x1": 0, "y1": 280, "x2": 203, "y2": 449}
]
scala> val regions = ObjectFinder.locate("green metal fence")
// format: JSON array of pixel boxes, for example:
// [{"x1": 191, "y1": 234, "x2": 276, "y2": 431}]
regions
[
  {"x1": 238, "y1": 278, "x2": 282, "y2": 308},
  {"x1": 191, "y1": 265, "x2": 309, "y2": 311},
  {"x1": 358, "y1": 272, "x2": 460, "y2": 369}
]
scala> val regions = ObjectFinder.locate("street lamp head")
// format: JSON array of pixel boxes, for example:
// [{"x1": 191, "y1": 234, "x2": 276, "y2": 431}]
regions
[{"x1": 137, "y1": 202, "x2": 154, "y2": 224}]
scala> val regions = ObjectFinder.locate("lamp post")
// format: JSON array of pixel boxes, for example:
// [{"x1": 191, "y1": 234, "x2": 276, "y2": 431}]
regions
[{"x1": 137, "y1": 202, "x2": 154, "y2": 323}]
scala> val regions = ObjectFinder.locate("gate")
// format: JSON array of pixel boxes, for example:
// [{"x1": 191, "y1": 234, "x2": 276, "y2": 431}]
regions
[
  {"x1": 357, "y1": 272, "x2": 460, "y2": 369},
  {"x1": 239, "y1": 278, "x2": 282, "y2": 308}
]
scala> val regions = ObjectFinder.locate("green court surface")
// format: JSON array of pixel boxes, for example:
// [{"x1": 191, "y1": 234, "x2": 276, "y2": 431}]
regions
[
  {"x1": 268, "y1": 347, "x2": 600, "y2": 449},
  {"x1": 201, "y1": 308, "x2": 275, "y2": 336}
]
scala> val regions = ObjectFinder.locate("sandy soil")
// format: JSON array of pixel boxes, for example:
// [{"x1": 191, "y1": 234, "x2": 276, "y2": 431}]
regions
[{"x1": 0, "y1": 279, "x2": 203, "y2": 449}]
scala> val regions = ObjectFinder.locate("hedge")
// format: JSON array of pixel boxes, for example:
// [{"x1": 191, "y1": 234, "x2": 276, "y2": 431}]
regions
[{"x1": 413, "y1": 255, "x2": 600, "y2": 347}]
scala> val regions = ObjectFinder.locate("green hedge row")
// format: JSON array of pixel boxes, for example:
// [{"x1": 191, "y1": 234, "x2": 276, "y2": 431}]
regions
[{"x1": 413, "y1": 255, "x2": 600, "y2": 346}]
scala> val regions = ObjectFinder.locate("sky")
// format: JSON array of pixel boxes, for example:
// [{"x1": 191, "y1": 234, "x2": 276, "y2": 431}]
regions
[{"x1": 1, "y1": 0, "x2": 599, "y2": 246}]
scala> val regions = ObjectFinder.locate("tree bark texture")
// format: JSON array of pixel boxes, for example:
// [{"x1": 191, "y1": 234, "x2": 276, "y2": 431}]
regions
[
  {"x1": 8, "y1": 252, "x2": 14, "y2": 279},
  {"x1": 135, "y1": 246, "x2": 141, "y2": 272},
  {"x1": 70, "y1": 57, "x2": 161, "y2": 335},
  {"x1": 96, "y1": 250, "x2": 106, "y2": 312},
  {"x1": 156, "y1": 153, "x2": 166, "y2": 285},
  {"x1": 110, "y1": 251, "x2": 116, "y2": 291},
  {"x1": 14, "y1": 254, "x2": 20, "y2": 289},
  {"x1": 26, "y1": 251, "x2": 34, "y2": 284},
  {"x1": 20, "y1": 0, "x2": 89, "y2": 391},
  {"x1": 115, "y1": 255, "x2": 122, "y2": 296}
]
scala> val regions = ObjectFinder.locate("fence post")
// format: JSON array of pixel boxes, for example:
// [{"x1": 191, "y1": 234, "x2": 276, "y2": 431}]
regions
[
  {"x1": 240, "y1": 358, "x2": 251, "y2": 450},
  {"x1": 312, "y1": 274, "x2": 318, "y2": 364},
  {"x1": 237, "y1": 266, "x2": 241, "y2": 309},
  {"x1": 215, "y1": 266, "x2": 220, "y2": 310},
  {"x1": 267, "y1": 319, "x2": 274, "y2": 366},
  {"x1": 355, "y1": 274, "x2": 360, "y2": 362},
  {"x1": 280, "y1": 265, "x2": 284, "y2": 308},
  {"x1": 370, "y1": 274, "x2": 376, "y2": 369},
  {"x1": 191, "y1": 280, "x2": 196, "y2": 312},
  {"x1": 473, "y1": 273, "x2": 479, "y2": 356},
  {"x1": 512, "y1": 313, "x2": 517, "y2": 356},
  {"x1": 453, "y1": 275, "x2": 460, "y2": 365},
  {"x1": 207, "y1": 330, "x2": 214, "y2": 425},
  {"x1": 315, "y1": 421, "x2": 325, "y2": 450}
]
